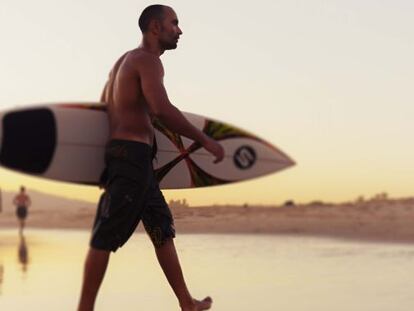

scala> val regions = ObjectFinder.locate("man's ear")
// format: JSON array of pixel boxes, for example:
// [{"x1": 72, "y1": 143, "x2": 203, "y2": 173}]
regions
[{"x1": 149, "y1": 19, "x2": 161, "y2": 35}]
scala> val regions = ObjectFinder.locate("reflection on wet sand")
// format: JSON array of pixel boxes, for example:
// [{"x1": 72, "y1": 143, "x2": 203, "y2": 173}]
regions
[
  {"x1": 0, "y1": 262, "x2": 3, "y2": 296},
  {"x1": 1, "y1": 230, "x2": 414, "y2": 311},
  {"x1": 18, "y1": 232, "x2": 29, "y2": 273},
  {"x1": 0, "y1": 231, "x2": 30, "y2": 295}
]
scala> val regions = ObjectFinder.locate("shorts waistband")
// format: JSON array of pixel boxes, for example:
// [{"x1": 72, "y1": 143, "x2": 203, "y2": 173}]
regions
[
  {"x1": 107, "y1": 139, "x2": 153, "y2": 151},
  {"x1": 105, "y1": 139, "x2": 155, "y2": 162}
]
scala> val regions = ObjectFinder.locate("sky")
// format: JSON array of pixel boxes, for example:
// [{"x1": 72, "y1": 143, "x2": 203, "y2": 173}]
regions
[{"x1": 0, "y1": 0, "x2": 413, "y2": 206}]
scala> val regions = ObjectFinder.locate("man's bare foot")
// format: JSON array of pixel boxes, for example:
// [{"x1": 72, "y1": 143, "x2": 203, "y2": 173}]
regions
[{"x1": 181, "y1": 297, "x2": 213, "y2": 311}]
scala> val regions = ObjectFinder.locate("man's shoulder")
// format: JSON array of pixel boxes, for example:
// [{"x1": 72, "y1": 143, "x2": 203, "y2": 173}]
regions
[{"x1": 126, "y1": 49, "x2": 162, "y2": 69}]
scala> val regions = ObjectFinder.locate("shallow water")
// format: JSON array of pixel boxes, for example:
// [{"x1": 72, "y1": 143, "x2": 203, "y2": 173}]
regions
[{"x1": 0, "y1": 229, "x2": 414, "y2": 310}]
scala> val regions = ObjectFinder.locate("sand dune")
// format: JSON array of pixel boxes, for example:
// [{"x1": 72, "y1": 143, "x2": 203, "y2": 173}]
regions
[{"x1": 1, "y1": 190, "x2": 413, "y2": 243}]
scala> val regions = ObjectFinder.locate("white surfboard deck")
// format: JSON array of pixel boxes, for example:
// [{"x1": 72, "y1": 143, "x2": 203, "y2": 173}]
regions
[{"x1": 0, "y1": 103, "x2": 295, "y2": 189}]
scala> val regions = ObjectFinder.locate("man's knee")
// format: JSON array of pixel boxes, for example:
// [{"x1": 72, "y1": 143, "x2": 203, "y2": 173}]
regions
[
  {"x1": 146, "y1": 226, "x2": 175, "y2": 248},
  {"x1": 86, "y1": 247, "x2": 110, "y2": 264}
]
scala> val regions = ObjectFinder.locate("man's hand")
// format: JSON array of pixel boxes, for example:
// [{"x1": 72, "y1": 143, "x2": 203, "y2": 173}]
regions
[{"x1": 202, "y1": 137, "x2": 225, "y2": 163}]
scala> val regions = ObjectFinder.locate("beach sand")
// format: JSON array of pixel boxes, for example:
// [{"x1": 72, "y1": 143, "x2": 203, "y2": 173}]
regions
[{"x1": 0, "y1": 190, "x2": 413, "y2": 243}]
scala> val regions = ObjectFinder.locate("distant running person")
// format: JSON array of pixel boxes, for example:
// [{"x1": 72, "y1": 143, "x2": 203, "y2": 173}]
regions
[
  {"x1": 77, "y1": 5, "x2": 223, "y2": 311},
  {"x1": 13, "y1": 186, "x2": 31, "y2": 234}
]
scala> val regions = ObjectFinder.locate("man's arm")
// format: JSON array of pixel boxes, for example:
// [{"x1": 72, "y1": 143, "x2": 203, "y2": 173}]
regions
[
  {"x1": 140, "y1": 56, "x2": 207, "y2": 142},
  {"x1": 140, "y1": 55, "x2": 224, "y2": 162}
]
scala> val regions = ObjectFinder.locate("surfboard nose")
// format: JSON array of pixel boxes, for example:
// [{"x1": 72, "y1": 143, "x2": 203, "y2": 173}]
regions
[{"x1": 0, "y1": 108, "x2": 56, "y2": 174}]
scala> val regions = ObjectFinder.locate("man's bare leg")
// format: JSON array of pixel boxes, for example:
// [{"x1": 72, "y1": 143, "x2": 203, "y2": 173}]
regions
[
  {"x1": 154, "y1": 238, "x2": 212, "y2": 311},
  {"x1": 18, "y1": 220, "x2": 25, "y2": 235},
  {"x1": 78, "y1": 248, "x2": 110, "y2": 311}
]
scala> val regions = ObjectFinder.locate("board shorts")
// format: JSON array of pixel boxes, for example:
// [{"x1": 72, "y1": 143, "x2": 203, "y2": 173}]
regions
[
  {"x1": 16, "y1": 206, "x2": 28, "y2": 220},
  {"x1": 90, "y1": 139, "x2": 175, "y2": 252}
]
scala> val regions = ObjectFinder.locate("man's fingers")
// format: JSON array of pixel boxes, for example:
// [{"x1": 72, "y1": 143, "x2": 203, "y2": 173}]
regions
[
  {"x1": 213, "y1": 153, "x2": 224, "y2": 164},
  {"x1": 205, "y1": 141, "x2": 224, "y2": 163}
]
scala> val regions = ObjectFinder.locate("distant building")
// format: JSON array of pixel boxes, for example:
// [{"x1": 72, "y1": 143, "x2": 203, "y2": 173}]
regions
[
  {"x1": 168, "y1": 199, "x2": 190, "y2": 209},
  {"x1": 284, "y1": 200, "x2": 295, "y2": 207},
  {"x1": 371, "y1": 192, "x2": 388, "y2": 201}
]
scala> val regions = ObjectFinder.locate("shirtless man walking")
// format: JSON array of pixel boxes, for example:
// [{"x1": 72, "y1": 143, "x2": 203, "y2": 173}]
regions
[
  {"x1": 13, "y1": 186, "x2": 31, "y2": 234},
  {"x1": 77, "y1": 5, "x2": 223, "y2": 311}
]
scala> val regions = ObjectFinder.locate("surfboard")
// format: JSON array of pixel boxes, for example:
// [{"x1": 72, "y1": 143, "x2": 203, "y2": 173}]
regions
[{"x1": 0, "y1": 103, "x2": 295, "y2": 189}]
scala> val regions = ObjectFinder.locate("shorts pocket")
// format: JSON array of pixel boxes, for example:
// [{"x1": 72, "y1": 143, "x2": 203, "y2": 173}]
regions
[{"x1": 108, "y1": 160, "x2": 151, "y2": 185}]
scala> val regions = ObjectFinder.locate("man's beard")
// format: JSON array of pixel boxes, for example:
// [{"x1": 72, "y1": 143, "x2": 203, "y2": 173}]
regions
[
  {"x1": 159, "y1": 27, "x2": 178, "y2": 50},
  {"x1": 159, "y1": 38, "x2": 177, "y2": 50}
]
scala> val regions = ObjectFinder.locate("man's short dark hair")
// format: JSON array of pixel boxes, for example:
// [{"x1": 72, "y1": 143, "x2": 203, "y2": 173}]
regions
[{"x1": 138, "y1": 5, "x2": 167, "y2": 33}]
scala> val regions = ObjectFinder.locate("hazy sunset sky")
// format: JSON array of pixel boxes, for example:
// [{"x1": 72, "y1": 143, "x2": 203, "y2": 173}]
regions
[{"x1": 0, "y1": 0, "x2": 413, "y2": 205}]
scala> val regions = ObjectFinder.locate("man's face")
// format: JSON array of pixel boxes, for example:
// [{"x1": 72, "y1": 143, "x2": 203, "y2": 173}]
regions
[{"x1": 158, "y1": 7, "x2": 182, "y2": 50}]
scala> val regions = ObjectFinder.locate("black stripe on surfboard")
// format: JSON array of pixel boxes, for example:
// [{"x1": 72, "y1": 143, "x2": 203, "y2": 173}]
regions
[{"x1": 0, "y1": 108, "x2": 56, "y2": 174}]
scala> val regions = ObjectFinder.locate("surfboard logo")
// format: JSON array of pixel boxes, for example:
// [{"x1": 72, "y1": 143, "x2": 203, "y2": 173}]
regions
[{"x1": 233, "y1": 146, "x2": 257, "y2": 170}]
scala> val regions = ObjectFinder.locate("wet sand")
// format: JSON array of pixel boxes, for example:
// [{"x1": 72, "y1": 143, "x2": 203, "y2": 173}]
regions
[{"x1": 1, "y1": 190, "x2": 413, "y2": 243}]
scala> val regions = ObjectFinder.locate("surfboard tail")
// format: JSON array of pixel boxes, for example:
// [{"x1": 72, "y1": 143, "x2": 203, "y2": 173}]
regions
[{"x1": 0, "y1": 108, "x2": 57, "y2": 175}]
